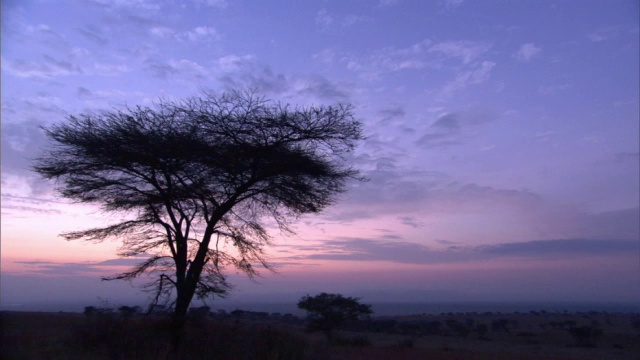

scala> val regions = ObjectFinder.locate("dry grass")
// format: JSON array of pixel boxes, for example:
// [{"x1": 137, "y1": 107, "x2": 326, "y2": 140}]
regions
[{"x1": 2, "y1": 310, "x2": 639, "y2": 359}]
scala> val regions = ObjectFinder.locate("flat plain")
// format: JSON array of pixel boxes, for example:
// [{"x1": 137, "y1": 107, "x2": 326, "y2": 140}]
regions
[{"x1": 1, "y1": 310, "x2": 639, "y2": 359}]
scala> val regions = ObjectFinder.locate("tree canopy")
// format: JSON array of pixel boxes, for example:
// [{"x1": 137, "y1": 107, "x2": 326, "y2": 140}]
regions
[
  {"x1": 298, "y1": 293, "x2": 373, "y2": 338},
  {"x1": 34, "y1": 90, "x2": 363, "y2": 316}
]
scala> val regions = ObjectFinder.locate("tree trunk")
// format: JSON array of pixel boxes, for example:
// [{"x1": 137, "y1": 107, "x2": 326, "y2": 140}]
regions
[
  {"x1": 173, "y1": 228, "x2": 213, "y2": 318},
  {"x1": 171, "y1": 284, "x2": 195, "y2": 353},
  {"x1": 174, "y1": 289, "x2": 192, "y2": 318},
  {"x1": 169, "y1": 314, "x2": 186, "y2": 356}
]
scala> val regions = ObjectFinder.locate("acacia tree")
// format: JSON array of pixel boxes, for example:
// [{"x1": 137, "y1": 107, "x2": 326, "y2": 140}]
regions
[
  {"x1": 34, "y1": 90, "x2": 363, "y2": 318},
  {"x1": 298, "y1": 293, "x2": 373, "y2": 339}
]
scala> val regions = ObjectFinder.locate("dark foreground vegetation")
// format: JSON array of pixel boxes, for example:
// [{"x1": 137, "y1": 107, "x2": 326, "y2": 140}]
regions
[
  {"x1": 2, "y1": 309, "x2": 640, "y2": 359},
  {"x1": 1, "y1": 310, "x2": 314, "y2": 360}
]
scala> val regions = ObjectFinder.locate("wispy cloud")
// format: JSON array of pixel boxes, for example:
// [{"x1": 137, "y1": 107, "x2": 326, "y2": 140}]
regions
[
  {"x1": 149, "y1": 26, "x2": 175, "y2": 37},
  {"x1": 587, "y1": 26, "x2": 621, "y2": 42},
  {"x1": 313, "y1": 49, "x2": 336, "y2": 64},
  {"x1": 480, "y1": 238, "x2": 638, "y2": 255},
  {"x1": 378, "y1": 0, "x2": 399, "y2": 7},
  {"x1": 343, "y1": 38, "x2": 493, "y2": 84},
  {"x1": 22, "y1": 23, "x2": 69, "y2": 49},
  {"x1": 290, "y1": 237, "x2": 638, "y2": 265},
  {"x1": 89, "y1": 0, "x2": 161, "y2": 11},
  {"x1": 2, "y1": 56, "x2": 83, "y2": 78},
  {"x1": 215, "y1": 58, "x2": 351, "y2": 103},
  {"x1": 315, "y1": 9, "x2": 334, "y2": 32},
  {"x1": 378, "y1": 107, "x2": 406, "y2": 124},
  {"x1": 438, "y1": 61, "x2": 495, "y2": 98},
  {"x1": 195, "y1": 0, "x2": 228, "y2": 9},
  {"x1": 429, "y1": 40, "x2": 491, "y2": 64},
  {"x1": 315, "y1": 9, "x2": 370, "y2": 31},
  {"x1": 416, "y1": 110, "x2": 495, "y2": 147},
  {"x1": 514, "y1": 43, "x2": 541, "y2": 62},
  {"x1": 2, "y1": 119, "x2": 52, "y2": 183},
  {"x1": 13, "y1": 256, "x2": 151, "y2": 276},
  {"x1": 144, "y1": 59, "x2": 209, "y2": 81},
  {"x1": 342, "y1": 14, "x2": 372, "y2": 27},
  {"x1": 183, "y1": 26, "x2": 220, "y2": 42},
  {"x1": 216, "y1": 54, "x2": 256, "y2": 72},
  {"x1": 441, "y1": 0, "x2": 464, "y2": 10},
  {"x1": 93, "y1": 62, "x2": 129, "y2": 75},
  {"x1": 397, "y1": 216, "x2": 424, "y2": 228},
  {"x1": 76, "y1": 24, "x2": 108, "y2": 46},
  {"x1": 149, "y1": 26, "x2": 221, "y2": 42}
]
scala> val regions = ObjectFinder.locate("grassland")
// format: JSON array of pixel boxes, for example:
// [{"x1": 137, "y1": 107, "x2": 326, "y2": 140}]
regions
[{"x1": 1, "y1": 309, "x2": 639, "y2": 359}]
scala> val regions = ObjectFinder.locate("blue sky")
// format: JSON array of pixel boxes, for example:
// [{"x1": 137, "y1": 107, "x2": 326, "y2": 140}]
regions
[{"x1": 1, "y1": 0, "x2": 638, "y2": 311}]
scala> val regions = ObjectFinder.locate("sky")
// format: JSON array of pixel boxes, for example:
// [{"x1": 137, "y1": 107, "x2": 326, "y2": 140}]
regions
[{"x1": 1, "y1": 0, "x2": 639, "y2": 313}]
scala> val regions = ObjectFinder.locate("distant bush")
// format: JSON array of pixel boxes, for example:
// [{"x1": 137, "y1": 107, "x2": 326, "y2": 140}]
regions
[{"x1": 298, "y1": 293, "x2": 372, "y2": 340}]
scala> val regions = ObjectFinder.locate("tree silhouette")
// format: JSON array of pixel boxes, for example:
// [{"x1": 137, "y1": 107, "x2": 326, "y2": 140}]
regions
[
  {"x1": 34, "y1": 90, "x2": 363, "y2": 319},
  {"x1": 298, "y1": 293, "x2": 373, "y2": 339}
]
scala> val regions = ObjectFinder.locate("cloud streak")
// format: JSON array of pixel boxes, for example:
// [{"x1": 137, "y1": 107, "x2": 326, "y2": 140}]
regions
[
  {"x1": 13, "y1": 256, "x2": 152, "y2": 276},
  {"x1": 289, "y1": 237, "x2": 639, "y2": 265},
  {"x1": 416, "y1": 110, "x2": 496, "y2": 148},
  {"x1": 2, "y1": 56, "x2": 83, "y2": 78}
]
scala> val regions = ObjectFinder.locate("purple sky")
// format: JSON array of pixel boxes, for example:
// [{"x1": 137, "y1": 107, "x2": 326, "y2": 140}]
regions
[{"x1": 2, "y1": 0, "x2": 639, "y2": 311}]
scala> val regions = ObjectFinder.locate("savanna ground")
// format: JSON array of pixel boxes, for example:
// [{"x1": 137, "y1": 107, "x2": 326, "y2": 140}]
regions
[{"x1": 1, "y1": 309, "x2": 639, "y2": 359}]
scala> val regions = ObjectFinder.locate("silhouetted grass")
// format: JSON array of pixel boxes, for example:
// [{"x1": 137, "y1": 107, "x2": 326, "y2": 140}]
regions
[
  {"x1": 1, "y1": 311, "x2": 318, "y2": 360},
  {"x1": 3, "y1": 310, "x2": 640, "y2": 360}
]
